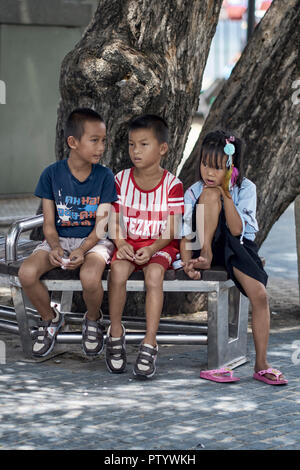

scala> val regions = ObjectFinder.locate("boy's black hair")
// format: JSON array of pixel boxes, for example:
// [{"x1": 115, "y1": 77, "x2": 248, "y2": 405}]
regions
[
  {"x1": 199, "y1": 129, "x2": 244, "y2": 187},
  {"x1": 64, "y1": 108, "x2": 104, "y2": 146},
  {"x1": 128, "y1": 114, "x2": 169, "y2": 144}
]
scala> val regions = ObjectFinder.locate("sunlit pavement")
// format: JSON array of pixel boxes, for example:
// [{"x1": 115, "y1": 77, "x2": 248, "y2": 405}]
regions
[{"x1": 0, "y1": 325, "x2": 299, "y2": 450}]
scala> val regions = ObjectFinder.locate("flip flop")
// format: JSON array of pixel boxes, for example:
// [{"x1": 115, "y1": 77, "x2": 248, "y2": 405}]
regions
[
  {"x1": 200, "y1": 367, "x2": 240, "y2": 383},
  {"x1": 253, "y1": 368, "x2": 288, "y2": 385}
]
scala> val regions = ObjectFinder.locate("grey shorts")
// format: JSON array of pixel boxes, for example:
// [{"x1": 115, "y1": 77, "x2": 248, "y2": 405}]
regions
[{"x1": 33, "y1": 237, "x2": 115, "y2": 264}]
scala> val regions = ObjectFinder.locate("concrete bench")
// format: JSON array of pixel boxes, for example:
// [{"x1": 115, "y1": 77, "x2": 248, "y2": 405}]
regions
[{"x1": 0, "y1": 215, "x2": 250, "y2": 369}]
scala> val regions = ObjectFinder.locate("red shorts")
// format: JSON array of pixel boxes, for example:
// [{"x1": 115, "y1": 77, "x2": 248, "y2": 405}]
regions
[{"x1": 111, "y1": 239, "x2": 178, "y2": 271}]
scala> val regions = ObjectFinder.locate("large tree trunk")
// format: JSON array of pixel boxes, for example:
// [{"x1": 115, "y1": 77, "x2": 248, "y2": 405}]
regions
[
  {"x1": 46, "y1": 0, "x2": 222, "y2": 315},
  {"x1": 56, "y1": 0, "x2": 222, "y2": 173},
  {"x1": 180, "y1": 0, "x2": 300, "y2": 247}
]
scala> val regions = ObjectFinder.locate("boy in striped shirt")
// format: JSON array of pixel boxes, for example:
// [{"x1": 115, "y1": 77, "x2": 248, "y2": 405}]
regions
[{"x1": 106, "y1": 115, "x2": 184, "y2": 379}]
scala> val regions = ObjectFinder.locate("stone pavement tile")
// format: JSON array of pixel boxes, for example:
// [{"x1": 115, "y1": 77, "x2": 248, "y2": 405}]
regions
[
  {"x1": 257, "y1": 414, "x2": 298, "y2": 428},
  {"x1": 141, "y1": 434, "x2": 194, "y2": 451},
  {"x1": 0, "y1": 328, "x2": 299, "y2": 451},
  {"x1": 183, "y1": 423, "x2": 230, "y2": 438},
  {"x1": 65, "y1": 440, "x2": 115, "y2": 451},
  {"x1": 262, "y1": 435, "x2": 299, "y2": 449},
  {"x1": 3, "y1": 437, "x2": 85, "y2": 451},
  {"x1": 237, "y1": 442, "x2": 273, "y2": 450},
  {"x1": 250, "y1": 430, "x2": 286, "y2": 441},
  {"x1": 271, "y1": 421, "x2": 299, "y2": 435},
  {"x1": 276, "y1": 445, "x2": 300, "y2": 450},
  {"x1": 216, "y1": 442, "x2": 246, "y2": 450},
  {"x1": 0, "y1": 433, "x2": 59, "y2": 450},
  {"x1": 205, "y1": 436, "x2": 246, "y2": 449},
  {"x1": 188, "y1": 434, "x2": 248, "y2": 451},
  {"x1": 230, "y1": 430, "x2": 278, "y2": 446}
]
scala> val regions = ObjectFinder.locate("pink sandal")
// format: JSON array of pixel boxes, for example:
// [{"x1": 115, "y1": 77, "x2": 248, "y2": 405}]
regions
[
  {"x1": 253, "y1": 368, "x2": 288, "y2": 385},
  {"x1": 200, "y1": 368, "x2": 240, "y2": 383}
]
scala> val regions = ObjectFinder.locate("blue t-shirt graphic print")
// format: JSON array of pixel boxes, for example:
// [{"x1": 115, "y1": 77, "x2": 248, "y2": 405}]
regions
[{"x1": 35, "y1": 159, "x2": 118, "y2": 238}]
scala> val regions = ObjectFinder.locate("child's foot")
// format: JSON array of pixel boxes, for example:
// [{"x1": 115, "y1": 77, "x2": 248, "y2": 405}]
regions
[
  {"x1": 190, "y1": 248, "x2": 212, "y2": 270},
  {"x1": 32, "y1": 305, "x2": 64, "y2": 357},
  {"x1": 253, "y1": 363, "x2": 288, "y2": 385},
  {"x1": 105, "y1": 324, "x2": 127, "y2": 373},
  {"x1": 82, "y1": 310, "x2": 105, "y2": 356},
  {"x1": 133, "y1": 343, "x2": 158, "y2": 379},
  {"x1": 198, "y1": 248, "x2": 213, "y2": 269}
]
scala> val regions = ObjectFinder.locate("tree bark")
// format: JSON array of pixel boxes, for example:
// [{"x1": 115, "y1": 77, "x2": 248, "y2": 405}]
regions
[
  {"x1": 179, "y1": 0, "x2": 300, "y2": 247},
  {"x1": 56, "y1": 0, "x2": 222, "y2": 174},
  {"x1": 31, "y1": 0, "x2": 222, "y2": 314}
]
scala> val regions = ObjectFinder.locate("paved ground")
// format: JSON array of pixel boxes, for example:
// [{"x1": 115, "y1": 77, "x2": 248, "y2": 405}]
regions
[
  {"x1": 0, "y1": 197, "x2": 299, "y2": 451},
  {"x1": 0, "y1": 277, "x2": 299, "y2": 451}
]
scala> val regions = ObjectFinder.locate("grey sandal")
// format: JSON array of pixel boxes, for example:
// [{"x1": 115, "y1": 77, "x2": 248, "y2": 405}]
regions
[
  {"x1": 32, "y1": 305, "x2": 64, "y2": 357},
  {"x1": 82, "y1": 310, "x2": 105, "y2": 356},
  {"x1": 105, "y1": 324, "x2": 126, "y2": 373},
  {"x1": 133, "y1": 343, "x2": 158, "y2": 379}
]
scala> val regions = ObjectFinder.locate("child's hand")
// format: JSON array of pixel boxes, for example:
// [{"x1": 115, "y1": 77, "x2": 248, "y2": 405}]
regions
[
  {"x1": 49, "y1": 246, "x2": 64, "y2": 267},
  {"x1": 220, "y1": 183, "x2": 232, "y2": 199},
  {"x1": 116, "y1": 241, "x2": 136, "y2": 262},
  {"x1": 66, "y1": 248, "x2": 85, "y2": 270},
  {"x1": 203, "y1": 184, "x2": 231, "y2": 199},
  {"x1": 134, "y1": 246, "x2": 154, "y2": 265}
]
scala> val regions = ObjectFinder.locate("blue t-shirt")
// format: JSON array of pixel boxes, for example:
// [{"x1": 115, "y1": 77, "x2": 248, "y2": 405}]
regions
[{"x1": 35, "y1": 159, "x2": 118, "y2": 238}]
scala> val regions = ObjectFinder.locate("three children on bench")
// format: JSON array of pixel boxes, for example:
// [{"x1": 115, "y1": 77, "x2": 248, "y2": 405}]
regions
[{"x1": 18, "y1": 108, "x2": 287, "y2": 385}]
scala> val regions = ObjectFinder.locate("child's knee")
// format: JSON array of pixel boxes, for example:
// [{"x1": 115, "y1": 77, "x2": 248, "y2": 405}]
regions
[
  {"x1": 80, "y1": 255, "x2": 106, "y2": 290},
  {"x1": 109, "y1": 261, "x2": 131, "y2": 285},
  {"x1": 18, "y1": 262, "x2": 39, "y2": 287},
  {"x1": 199, "y1": 187, "x2": 221, "y2": 203},
  {"x1": 80, "y1": 270, "x2": 101, "y2": 292},
  {"x1": 144, "y1": 265, "x2": 164, "y2": 289},
  {"x1": 251, "y1": 284, "x2": 268, "y2": 307}
]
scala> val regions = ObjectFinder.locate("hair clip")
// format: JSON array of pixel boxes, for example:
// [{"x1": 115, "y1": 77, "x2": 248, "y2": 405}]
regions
[{"x1": 224, "y1": 138, "x2": 235, "y2": 168}]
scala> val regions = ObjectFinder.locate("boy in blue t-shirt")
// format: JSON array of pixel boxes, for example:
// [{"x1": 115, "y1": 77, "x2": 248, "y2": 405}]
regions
[{"x1": 19, "y1": 108, "x2": 118, "y2": 358}]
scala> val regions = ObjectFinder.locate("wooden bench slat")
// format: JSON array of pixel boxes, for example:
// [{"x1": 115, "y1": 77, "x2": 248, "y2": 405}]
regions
[{"x1": 4, "y1": 261, "x2": 227, "y2": 282}]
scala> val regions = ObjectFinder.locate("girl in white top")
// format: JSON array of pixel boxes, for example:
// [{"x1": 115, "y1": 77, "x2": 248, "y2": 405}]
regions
[{"x1": 181, "y1": 129, "x2": 287, "y2": 385}]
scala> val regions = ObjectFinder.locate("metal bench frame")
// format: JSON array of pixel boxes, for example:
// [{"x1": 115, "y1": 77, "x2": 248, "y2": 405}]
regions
[{"x1": 1, "y1": 215, "x2": 250, "y2": 369}]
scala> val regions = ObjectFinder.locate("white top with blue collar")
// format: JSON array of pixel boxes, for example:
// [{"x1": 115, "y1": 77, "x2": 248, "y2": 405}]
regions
[{"x1": 183, "y1": 178, "x2": 258, "y2": 243}]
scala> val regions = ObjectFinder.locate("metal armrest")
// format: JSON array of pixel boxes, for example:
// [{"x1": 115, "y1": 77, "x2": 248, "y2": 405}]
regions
[{"x1": 5, "y1": 215, "x2": 44, "y2": 263}]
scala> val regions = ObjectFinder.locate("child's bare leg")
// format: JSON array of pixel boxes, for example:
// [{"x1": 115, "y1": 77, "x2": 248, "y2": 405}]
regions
[
  {"x1": 232, "y1": 267, "x2": 286, "y2": 381},
  {"x1": 108, "y1": 260, "x2": 135, "y2": 337},
  {"x1": 196, "y1": 188, "x2": 222, "y2": 269},
  {"x1": 80, "y1": 253, "x2": 107, "y2": 321},
  {"x1": 18, "y1": 251, "x2": 56, "y2": 321},
  {"x1": 143, "y1": 263, "x2": 165, "y2": 346}
]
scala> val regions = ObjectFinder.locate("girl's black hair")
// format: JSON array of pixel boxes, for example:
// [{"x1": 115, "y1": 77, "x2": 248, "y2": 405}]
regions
[{"x1": 199, "y1": 129, "x2": 244, "y2": 187}]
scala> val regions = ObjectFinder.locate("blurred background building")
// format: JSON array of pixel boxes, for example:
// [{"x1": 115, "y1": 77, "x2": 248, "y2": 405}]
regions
[
  {"x1": 0, "y1": 0, "x2": 272, "y2": 196},
  {"x1": 0, "y1": 0, "x2": 99, "y2": 195}
]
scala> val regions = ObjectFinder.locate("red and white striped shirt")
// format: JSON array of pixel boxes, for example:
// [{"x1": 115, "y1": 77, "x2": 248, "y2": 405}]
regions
[{"x1": 113, "y1": 168, "x2": 184, "y2": 244}]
